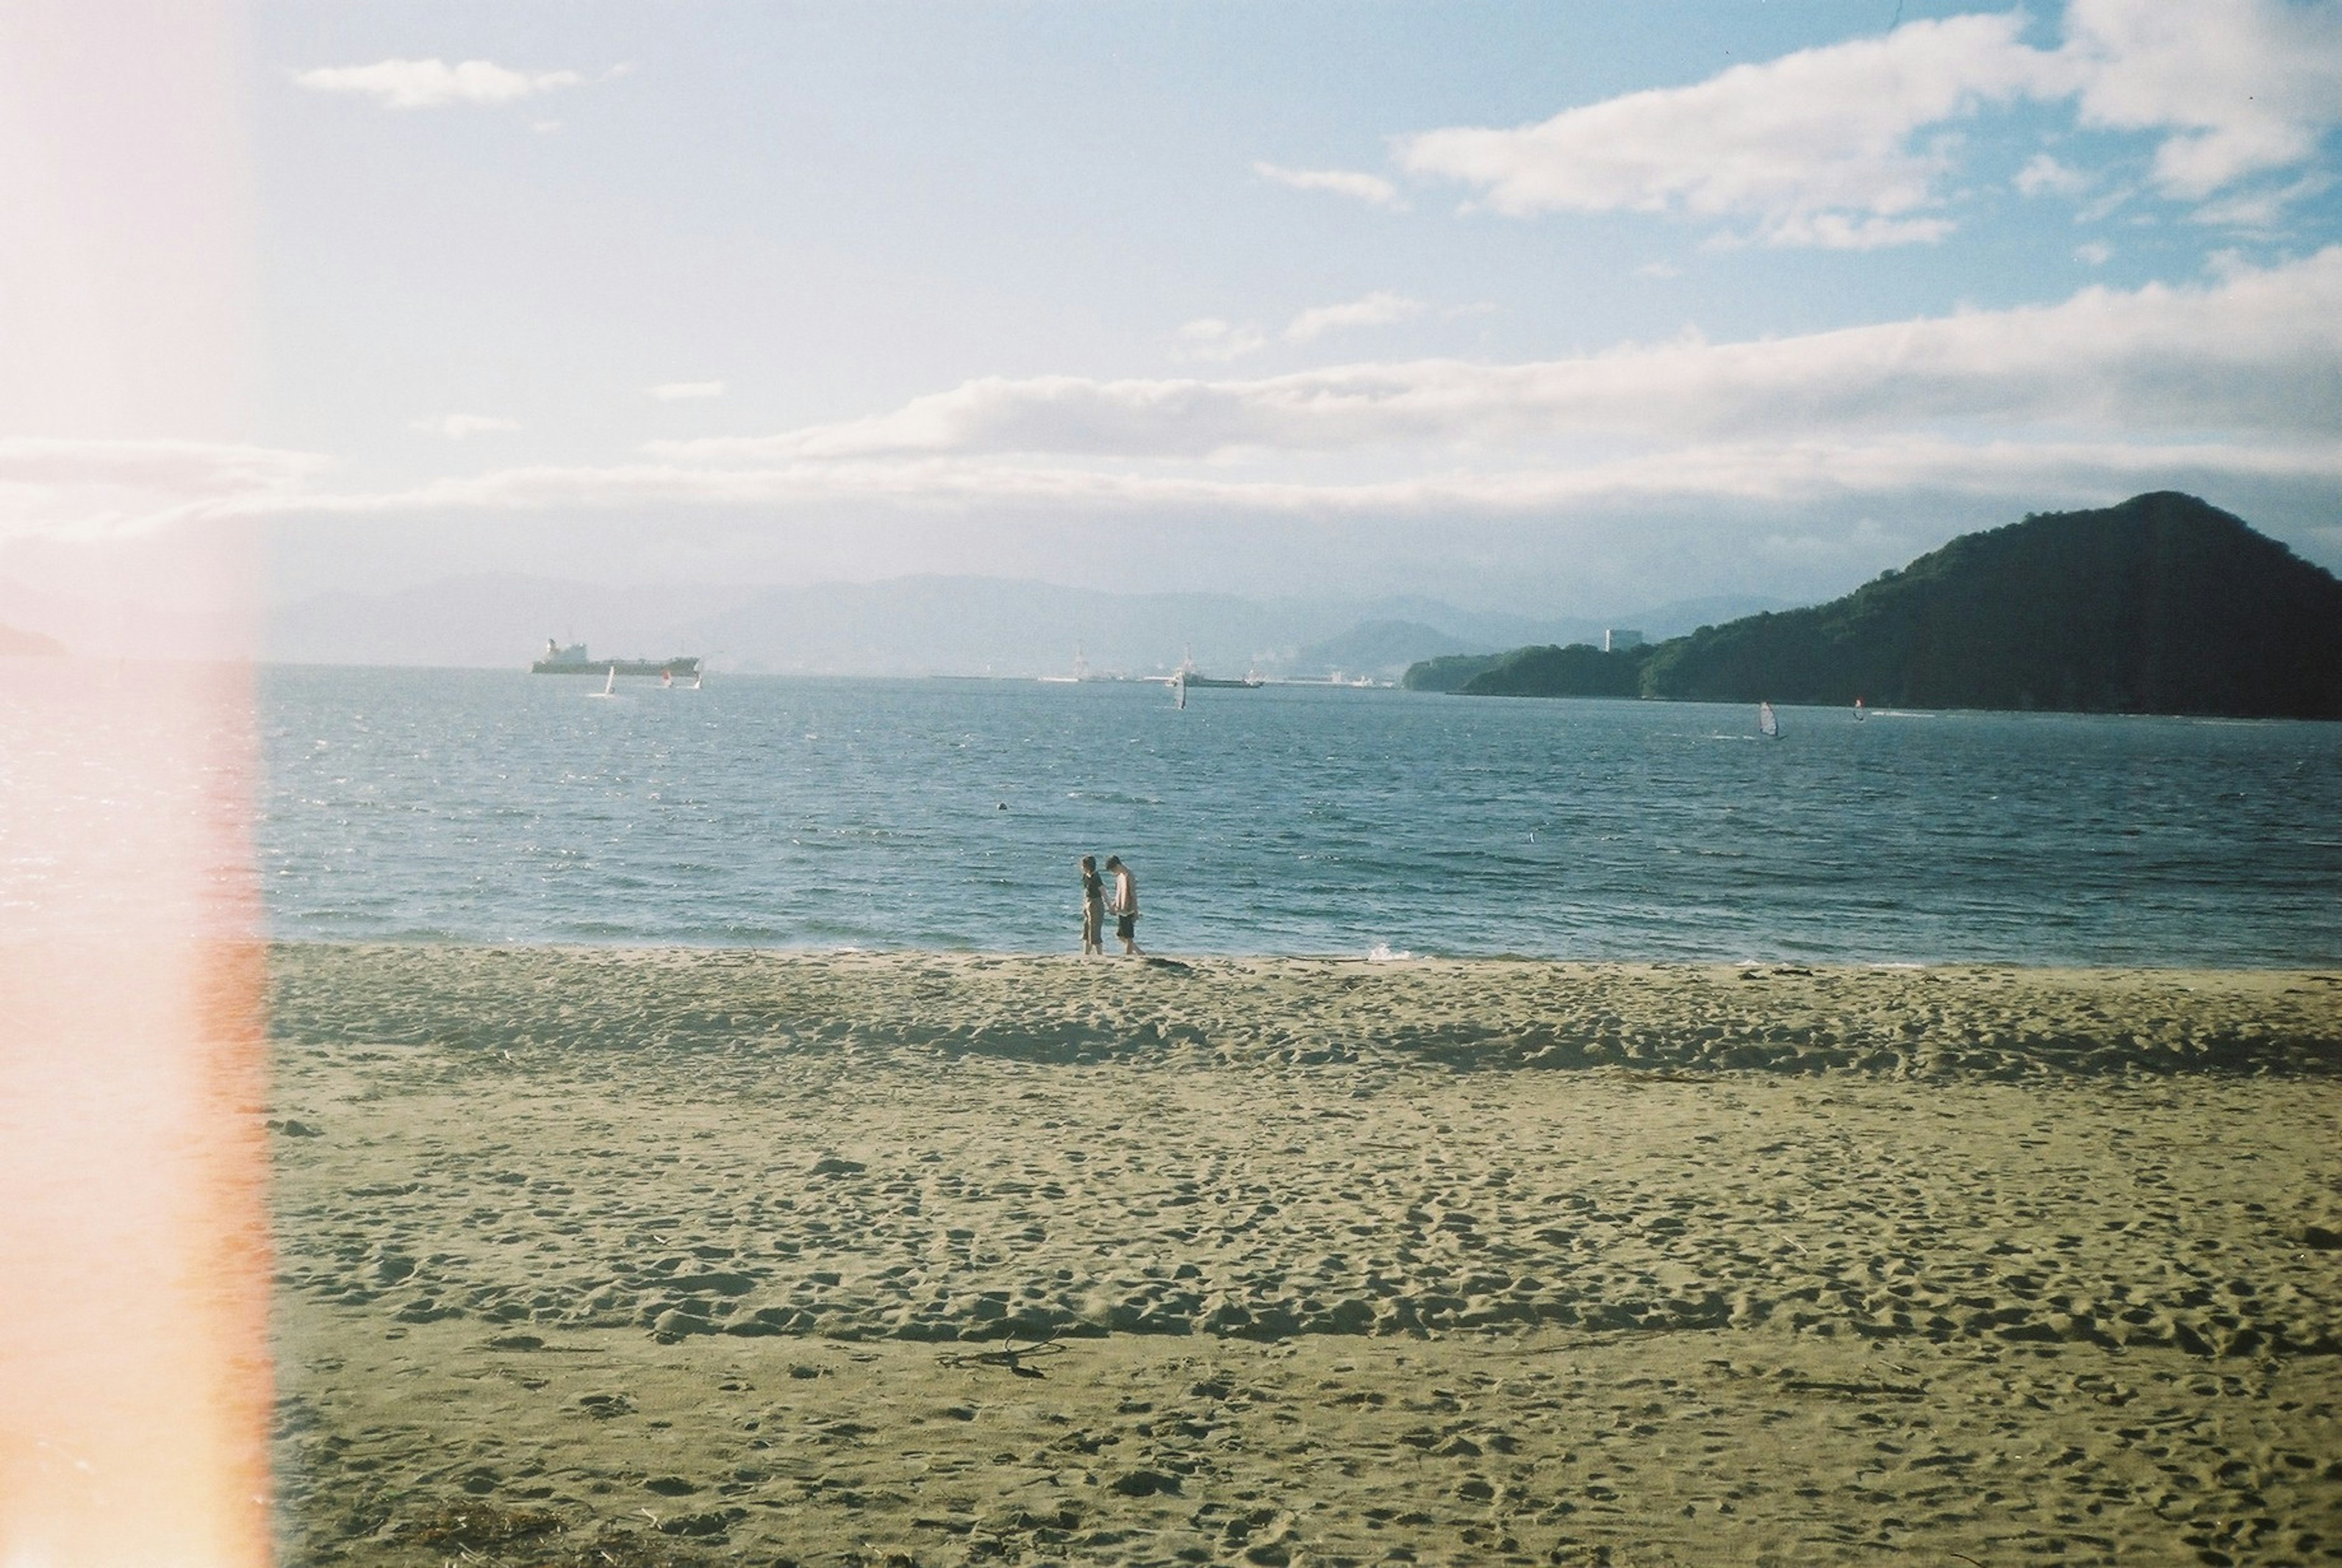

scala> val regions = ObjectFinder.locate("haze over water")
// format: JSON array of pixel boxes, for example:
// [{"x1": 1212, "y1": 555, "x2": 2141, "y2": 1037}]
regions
[{"x1": 255, "y1": 667, "x2": 2342, "y2": 965}]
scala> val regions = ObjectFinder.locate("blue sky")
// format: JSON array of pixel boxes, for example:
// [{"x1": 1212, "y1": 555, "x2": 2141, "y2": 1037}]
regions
[{"x1": 5, "y1": 1, "x2": 2340, "y2": 619}]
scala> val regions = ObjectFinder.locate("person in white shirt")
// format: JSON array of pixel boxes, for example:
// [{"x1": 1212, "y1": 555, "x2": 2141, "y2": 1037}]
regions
[{"x1": 1105, "y1": 855, "x2": 1142, "y2": 956}]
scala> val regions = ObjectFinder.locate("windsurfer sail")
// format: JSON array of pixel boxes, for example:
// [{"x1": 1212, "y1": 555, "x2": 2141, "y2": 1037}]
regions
[{"x1": 1758, "y1": 700, "x2": 1778, "y2": 739}]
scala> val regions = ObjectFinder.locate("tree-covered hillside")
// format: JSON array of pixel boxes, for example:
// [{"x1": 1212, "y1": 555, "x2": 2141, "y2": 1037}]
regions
[
  {"x1": 1430, "y1": 494, "x2": 2342, "y2": 719},
  {"x1": 1453, "y1": 642, "x2": 1645, "y2": 698}
]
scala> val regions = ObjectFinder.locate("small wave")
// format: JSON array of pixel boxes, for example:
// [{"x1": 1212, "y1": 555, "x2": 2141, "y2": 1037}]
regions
[{"x1": 1367, "y1": 942, "x2": 1414, "y2": 962}]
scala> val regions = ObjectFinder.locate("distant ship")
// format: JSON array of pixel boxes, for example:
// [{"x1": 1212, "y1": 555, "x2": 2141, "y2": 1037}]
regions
[
  {"x1": 531, "y1": 639, "x2": 702, "y2": 679},
  {"x1": 1037, "y1": 645, "x2": 1092, "y2": 684},
  {"x1": 1162, "y1": 646, "x2": 1262, "y2": 689}
]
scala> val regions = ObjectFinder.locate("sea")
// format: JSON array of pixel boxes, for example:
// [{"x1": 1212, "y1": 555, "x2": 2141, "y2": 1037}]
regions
[{"x1": 257, "y1": 667, "x2": 2342, "y2": 965}]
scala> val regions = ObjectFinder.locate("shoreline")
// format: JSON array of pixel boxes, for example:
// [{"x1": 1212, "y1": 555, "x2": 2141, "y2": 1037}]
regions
[
  {"x1": 269, "y1": 934, "x2": 2342, "y2": 963},
  {"x1": 265, "y1": 934, "x2": 2342, "y2": 971},
  {"x1": 268, "y1": 943, "x2": 2342, "y2": 1079},
  {"x1": 266, "y1": 944, "x2": 2342, "y2": 1566}
]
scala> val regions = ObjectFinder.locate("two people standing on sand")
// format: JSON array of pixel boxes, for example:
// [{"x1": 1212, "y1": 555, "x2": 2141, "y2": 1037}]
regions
[{"x1": 1076, "y1": 853, "x2": 1142, "y2": 956}]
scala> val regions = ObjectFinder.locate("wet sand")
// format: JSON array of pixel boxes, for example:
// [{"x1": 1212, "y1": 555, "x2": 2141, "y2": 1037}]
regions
[{"x1": 267, "y1": 947, "x2": 2342, "y2": 1567}]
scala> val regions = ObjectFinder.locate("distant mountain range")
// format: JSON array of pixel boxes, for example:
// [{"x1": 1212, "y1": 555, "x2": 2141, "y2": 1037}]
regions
[
  {"x1": 0, "y1": 621, "x2": 66, "y2": 656},
  {"x1": 1423, "y1": 493, "x2": 2342, "y2": 720},
  {"x1": 257, "y1": 575, "x2": 1788, "y2": 681}
]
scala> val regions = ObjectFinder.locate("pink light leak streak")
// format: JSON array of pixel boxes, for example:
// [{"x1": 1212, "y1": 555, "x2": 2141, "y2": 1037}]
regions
[
  {"x1": 1, "y1": 3, "x2": 274, "y2": 1564},
  {"x1": 0, "y1": 655, "x2": 273, "y2": 1568}
]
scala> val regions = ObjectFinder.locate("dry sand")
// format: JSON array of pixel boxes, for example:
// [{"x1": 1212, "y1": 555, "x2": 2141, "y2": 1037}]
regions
[{"x1": 267, "y1": 947, "x2": 2342, "y2": 1567}]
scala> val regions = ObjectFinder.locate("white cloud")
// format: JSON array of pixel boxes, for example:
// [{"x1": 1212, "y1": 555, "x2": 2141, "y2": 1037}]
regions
[
  {"x1": 30, "y1": 260, "x2": 2339, "y2": 548},
  {"x1": 1175, "y1": 318, "x2": 1267, "y2": 363},
  {"x1": 2075, "y1": 241, "x2": 2113, "y2": 265},
  {"x1": 0, "y1": 439, "x2": 325, "y2": 540},
  {"x1": 648, "y1": 249, "x2": 2342, "y2": 464},
  {"x1": 1396, "y1": 3, "x2": 2342, "y2": 243},
  {"x1": 2074, "y1": 183, "x2": 2137, "y2": 224},
  {"x1": 1636, "y1": 260, "x2": 1686, "y2": 279},
  {"x1": 2186, "y1": 172, "x2": 2334, "y2": 230},
  {"x1": 1252, "y1": 162, "x2": 1407, "y2": 210},
  {"x1": 1399, "y1": 14, "x2": 2061, "y2": 247},
  {"x1": 1730, "y1": 213, "x2": 1957, "y2": 251},
  {"x1": 2065, "y1": 0, "x2": 2342, "y2": 201},
  {"x1": 2204, "y1": 248, "x2": 2257, "y2": 282},
  {"x1": 1175, "y1": 296, "x2": 1427, "y2": 358},
  {"x1": 293, "y1": 59, "x2": 585, "y2": 110},
  {"x1": 1284, "y1": 292, "x2": 1425, "y2": 342},
  {"x1": 263, "y1": 438, "x2": 2342, "y2": 526},
  {"x1": 649, "y1": 381, "x2": 728, "y2": 401},
  {"x1": 2016, "y1": 152, "x2": 2090, "y2": 196},
  {"x1": 410, "y1": 413, "x2": 519, "y2": 439}
]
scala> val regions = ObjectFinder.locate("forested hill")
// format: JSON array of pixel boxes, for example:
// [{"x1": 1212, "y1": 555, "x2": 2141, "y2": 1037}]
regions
[{"x1": 1433, "y1": 493, "x2": 2342, "y2": 720}]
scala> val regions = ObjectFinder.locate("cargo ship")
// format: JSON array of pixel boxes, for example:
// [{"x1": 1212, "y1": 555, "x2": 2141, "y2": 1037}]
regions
[
  {"x1": 1156, "y1": 647, "x2": 1262, "y2": 690},
  {"x1": 531, "y1": 639, "x2": 702, "y2": 679}
]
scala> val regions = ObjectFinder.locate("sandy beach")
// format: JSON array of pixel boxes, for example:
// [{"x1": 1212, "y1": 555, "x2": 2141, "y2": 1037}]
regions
[{"x1": 267, "y1": 947, "x2": 2342, "y2": 1566}]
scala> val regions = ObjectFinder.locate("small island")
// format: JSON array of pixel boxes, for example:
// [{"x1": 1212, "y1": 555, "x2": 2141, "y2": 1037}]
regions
[{"x1": 1409, "y1": 492, "x2": 2342, "y2": 720}]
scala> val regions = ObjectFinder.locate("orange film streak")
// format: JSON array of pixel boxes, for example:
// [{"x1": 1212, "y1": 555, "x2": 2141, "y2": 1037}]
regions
[{"x1": 1, "y1": 657, "x2": 273, "y2": 1568}]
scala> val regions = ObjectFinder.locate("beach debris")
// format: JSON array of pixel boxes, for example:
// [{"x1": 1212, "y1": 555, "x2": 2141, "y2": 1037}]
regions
[
  {"x1": 1779, "y1": 1376, "x2": 1930, "y2": 1400},
  {"x1": 939, "y1": 1334, "x2": 1065, "y2": 1379},
  {"x1": 399, "y1": 1500, "x2": 561, "y2": 1551}
]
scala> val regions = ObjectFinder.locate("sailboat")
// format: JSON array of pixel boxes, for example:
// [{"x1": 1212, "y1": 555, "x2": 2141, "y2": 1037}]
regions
[
  {"x1": 589, "y1": 664, "x2": 617, "y2": 698},
  {"x1": 1854, "y1": 696, "x2": 1866, "y2": 721},
  {"x1": 1758, "y1": 700, "x2": 1778, "y2": 739},
  {"x1": 1173, "y1": 670, "x2": 1187, "y2": 709}
]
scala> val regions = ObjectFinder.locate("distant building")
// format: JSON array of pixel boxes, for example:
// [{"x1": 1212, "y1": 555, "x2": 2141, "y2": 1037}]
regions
[{"x1": 1604, "y1": 628, "x2": 1645, "y2": 652}]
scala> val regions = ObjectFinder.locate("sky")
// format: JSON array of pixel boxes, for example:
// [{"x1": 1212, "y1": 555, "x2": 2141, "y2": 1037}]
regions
[{"x1": 4, "y1": 0, "x2": 2341, "y2": 624}]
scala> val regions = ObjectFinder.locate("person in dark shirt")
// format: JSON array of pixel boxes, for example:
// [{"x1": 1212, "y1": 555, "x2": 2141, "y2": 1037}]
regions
[{"x1": 1078, "y1": 855, "x2": 1105, "y2": 955}]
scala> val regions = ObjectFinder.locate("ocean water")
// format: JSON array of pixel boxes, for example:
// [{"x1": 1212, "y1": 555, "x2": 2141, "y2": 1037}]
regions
[{"x1": 257, "y1": 667, "x2": 2342, "y2": 965}]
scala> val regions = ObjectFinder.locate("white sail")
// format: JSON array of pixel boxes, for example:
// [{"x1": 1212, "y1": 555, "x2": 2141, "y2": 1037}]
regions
[{"x1": 1758, "y1": 700, "x2": 1778, "y2": 738}]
